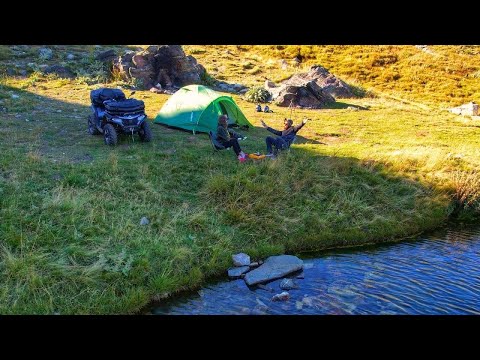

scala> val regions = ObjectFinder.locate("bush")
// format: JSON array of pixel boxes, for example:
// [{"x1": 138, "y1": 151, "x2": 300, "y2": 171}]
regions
[{"x1": 244, "y1": 86, "x2": 271, "y2": 103}]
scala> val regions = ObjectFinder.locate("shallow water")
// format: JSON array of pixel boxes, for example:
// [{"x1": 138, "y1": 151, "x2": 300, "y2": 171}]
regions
[{"x1": 150, "y1": 224, "x2": 480, "y2": 315}]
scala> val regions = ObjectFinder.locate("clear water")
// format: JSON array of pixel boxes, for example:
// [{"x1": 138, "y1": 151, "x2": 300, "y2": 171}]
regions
[{"x1": 150, "y1": 225, "x2": 480, "y2": 315}]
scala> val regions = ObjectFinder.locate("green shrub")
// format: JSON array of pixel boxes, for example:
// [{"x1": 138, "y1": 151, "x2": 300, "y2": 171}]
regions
[{"x1": 244, "y1": 86, "x2": 270, "y2": 103}]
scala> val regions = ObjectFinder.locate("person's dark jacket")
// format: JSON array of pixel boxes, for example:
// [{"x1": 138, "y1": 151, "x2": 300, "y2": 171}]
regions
[
  {"x1": 266, "y1": 122, "x2": 305, "y2": 146},
  {"x1": 216, "y1": 125, "x2": 241, "y2": 144}
]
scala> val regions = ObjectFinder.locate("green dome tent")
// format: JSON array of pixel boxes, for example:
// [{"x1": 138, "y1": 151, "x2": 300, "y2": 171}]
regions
[{"x1": 154, "y1": 85, "x2": 253, "y2": 133}]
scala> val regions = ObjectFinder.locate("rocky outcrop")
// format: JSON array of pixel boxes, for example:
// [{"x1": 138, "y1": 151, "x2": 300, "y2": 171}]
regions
[
  {"x1": 244, "y1": 255, "x2": 304, "y2": 286},
  {"x1": 113, "y1": 45, "x2": 206, "y2": 91},
  {"x1": 264, "y1": 65, "x2": 357, "y2": 108},
  {"x1": 449, "y1": 102, "x2": 479, "y2": 116}
]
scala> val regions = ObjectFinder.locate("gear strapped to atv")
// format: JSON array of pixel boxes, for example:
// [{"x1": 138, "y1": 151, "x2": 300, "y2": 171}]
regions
[{"x1": 88, "y1": 88, "x2": 153, "y2": 146}]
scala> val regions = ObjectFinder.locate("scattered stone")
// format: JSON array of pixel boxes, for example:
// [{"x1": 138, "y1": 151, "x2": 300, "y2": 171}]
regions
[
  {"x1": 258, "y1": 260, "x2": 264, "y2": 265},
  {"x1": 149, "y1": 87, "x2": 163, "y2": 94},
  {"x1": 295, "y1": 271, "x2": 305, "y2": 279},
  {"x1": 66, "y1": 54, "x2": 75, "y2": 60},
  {"x1": 227, "y1": 266, "x2": 250, "y2": 278},
  {"x1": 244, "y1": 255, "x2": 303, "y2": 286},
  {"x1": 272, "y1": 291, "x2": 290, "y2": 302},
  {"x1": 96, "y1": 49, "x2": 116, "y2": 62},
  {"x1": 11, "y1": 94, "x2": 19, "y2": 99},
  {"x1": 347, "y1": 106, "x2": 359, "y2": 111},
  {"x1": 73, "y1": 109, "x2": 78, "y2": 112},
  {"x1": 280, "y1": 278, "x2": 299, "y2": 290},
  {"x1": 295, "y1": 301, "x2": 303, "y2": 310},
  {"x1": 232, "y1": 253, "x2": 250, "y2": 267},
  {"x1": 257, "y1": 284, "x2": 274, "y2": 292},
  {"x1": 6, "y1": 68, "x2": 15, "y2": 76},
  {"x1": 43, "y1": 65, "x2": 75, "y2": 79},
  {"x1": 38, "y1": 64, "x2": 49, "y2": 71},
  {"x1": 38, "y1": 47, "x2": 53, "y2": 60},
  {"x1": 19, "y1": 70, "x2": 27, "y2": 76},
  {"x1": 249, "y1": 261, "x2": 259, "y2": 268},
  {"x1": 140, "y1": 216, "x2": 150, "y2": 225},
  {"x1": 56, "y1": 110, "x2": 62, "y2": 113},
  {"x1": 25, "y1": 119, "x2": 29, "y2": 122}
]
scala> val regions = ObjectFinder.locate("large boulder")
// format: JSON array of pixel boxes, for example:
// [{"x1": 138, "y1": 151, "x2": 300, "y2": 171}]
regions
[
  {"x1": 264, "y1": 65, "x2": 357, "y2": 108},
  {"x1": 291, "y1": 65, "x2": 356, "y2": 99},
  {"x1": 113, "y1": 45, "x2": 206, "y2": 90}
]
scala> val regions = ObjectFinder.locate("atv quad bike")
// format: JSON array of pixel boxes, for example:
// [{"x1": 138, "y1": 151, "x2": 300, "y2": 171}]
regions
[{"x1": 88, "y1": 88, "x2": 152, "y2": 146}]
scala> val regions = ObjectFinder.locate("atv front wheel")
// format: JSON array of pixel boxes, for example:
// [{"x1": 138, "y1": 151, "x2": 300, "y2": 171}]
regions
[
  {"x1": 88, "y1": 115, "x2": 100, "y2": 135},
  {"x1": 139, "y1": 120, "x2": 153, "y2": 142},
  {"x1": 104, "y1": 124, "x2": 118, "y2": 146}
]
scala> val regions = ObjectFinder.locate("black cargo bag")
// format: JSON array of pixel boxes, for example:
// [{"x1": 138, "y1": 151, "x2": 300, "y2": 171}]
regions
[
  {"x1": 104, "y1": 98, "x2": 145, "y2": 115},
  {"x1": 90, "y1": 88, "x2": 126, "y2": 106}
]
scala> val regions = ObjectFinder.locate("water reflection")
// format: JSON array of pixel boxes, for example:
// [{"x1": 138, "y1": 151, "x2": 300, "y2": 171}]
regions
[{"x1": 151, "y1": 225, "x2": 480, "y2": 315}]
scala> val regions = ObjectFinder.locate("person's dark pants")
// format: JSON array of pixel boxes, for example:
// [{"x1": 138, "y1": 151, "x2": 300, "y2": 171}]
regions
[
  {"x1": 266, "y1": 136, "x2": 287, "y2": 154},
  {"x1": 221, "y1": 139, "x2": 242, "y2": 156}
]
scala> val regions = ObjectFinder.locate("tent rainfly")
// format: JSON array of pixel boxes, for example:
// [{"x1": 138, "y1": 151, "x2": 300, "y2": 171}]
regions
[{"x1": 154, "y1": 85, "x2": 253, "y2": 133}]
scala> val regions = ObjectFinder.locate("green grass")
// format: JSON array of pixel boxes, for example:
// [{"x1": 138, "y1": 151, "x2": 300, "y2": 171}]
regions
[{"x1": 1, "y1": 46, "x2": 480, "y2": 314}]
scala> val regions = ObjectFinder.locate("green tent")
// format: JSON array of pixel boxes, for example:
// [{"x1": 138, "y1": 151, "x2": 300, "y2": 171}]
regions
[{"x1": 154, "y1": 85, "x2": 253, "y2": 133}]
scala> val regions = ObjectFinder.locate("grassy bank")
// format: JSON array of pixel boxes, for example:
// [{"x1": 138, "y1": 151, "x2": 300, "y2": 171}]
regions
[{"x1": 1, "y1": 46, "x2": 480, "y2": 314}]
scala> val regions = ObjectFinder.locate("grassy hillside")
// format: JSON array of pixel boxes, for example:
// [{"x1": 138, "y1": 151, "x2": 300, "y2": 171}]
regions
[
  {"x1": 184, "y1": 45, "x2": 480, "y2": 108},
  {"x1": 1, "y1": 45, "x2": 479, "y2": 314}
]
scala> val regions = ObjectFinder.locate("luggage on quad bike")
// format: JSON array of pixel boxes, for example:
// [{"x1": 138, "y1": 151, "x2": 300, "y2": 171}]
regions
[
  {"x1": 90, "y1": 88, "x2": 126, "y2": 106},
  {"x1": 104, "y1": 98, "x2": 145, "y2": 115}
]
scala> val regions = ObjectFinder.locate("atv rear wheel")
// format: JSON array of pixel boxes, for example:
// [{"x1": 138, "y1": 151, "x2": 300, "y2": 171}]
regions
[
  {"x1": 139, "y1": 120, "x2": 153, "y2": 142},
  {"x1": 104, "y1": 123, "x2": 118, "y2": 146},
  {"x1": 88, "y1": 115, "x2": 100, "y2": 135}
]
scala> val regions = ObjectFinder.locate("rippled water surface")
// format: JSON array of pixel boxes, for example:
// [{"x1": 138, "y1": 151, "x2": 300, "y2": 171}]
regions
[{"x1": 151, "y1": 225, "x2": 480, "y2": 315}]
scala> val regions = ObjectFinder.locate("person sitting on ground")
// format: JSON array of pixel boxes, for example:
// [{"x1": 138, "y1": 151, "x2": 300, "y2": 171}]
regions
[
  {"x1": 216, "y1": 114, "x2": 248, "y2": 162},
  {"x1": 261, "y1": 118, "x2": 308, "y2": 157},
  {"x1": 256, "y1": 104, "x2": 262, "y2": 112},
  {"x1": 263, "y1": 105, "x2": 273, "y2": 113}
]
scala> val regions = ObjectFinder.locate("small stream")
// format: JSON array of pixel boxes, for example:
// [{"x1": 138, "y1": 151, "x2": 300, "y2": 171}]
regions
[{"x1": 149, "y1": 224, "x2": 480, "y2": 315}]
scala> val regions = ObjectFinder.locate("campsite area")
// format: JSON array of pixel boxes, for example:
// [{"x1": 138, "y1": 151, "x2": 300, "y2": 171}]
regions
[{"x1": 1, "y1": 45, "x2": 479, "y2": 314}]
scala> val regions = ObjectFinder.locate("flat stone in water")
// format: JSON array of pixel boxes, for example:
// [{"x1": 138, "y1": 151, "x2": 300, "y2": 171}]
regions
[
  {"x1": 228, "y1": 266, "x2": 250, "y2": 278},
  {"x1": 244, "y1": 255, "x2": 303, "y2": 286},
  {"x1": 280, "y1": 278, "x2": 299, "y2": 290}
]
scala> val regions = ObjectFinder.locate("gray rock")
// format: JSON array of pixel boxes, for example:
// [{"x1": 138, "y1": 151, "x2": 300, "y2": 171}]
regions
[
  {"x1": 140, "y1": 216, "x2": 150, "y2": 225},
  {"x1": 244, "y1": 255, "x2": 303, "y2": 286},
  {"x1": 112, "y1": 45, "x2": 205, "y2": 90},
  {"x1": 66, "y1": 54, "x2": 75, "y2": 60},
  {"x1": 272, "y1": 291, "x2": 290, "y2": 301},
  {"x1": 296, "y1": 271, "x2": 305, "y2": 279},
  {"x1": 11, "y1": 94, "x2": 19, "y2": 99},
  {"x1": 43, "y1": 65, "x2": 75, "y2": 79},
  {"x1": 232, "y1": 253, "x2": 250, "y2": 267},
  {"x1": 96, "y1": 49, "x2": 116, "y2": 62},
  {"x1": 257, "y1": 284, "x2": 274, "y2": 292},
  {"x1": 228, "y1": 266, "x2": 250, "y2": 278},
  {"x1": 56, "y1": 110, "x2": 62, "y2": 113},
  {"x1": 449, "y1": 102, "x2": 479, "y2": 116},
  {"x1": 280, "y1": 278, "x2": 299, "y2": 290},
  {"x1": 19, "y1": 70, "x2": 27, "y2": 76},
  {"x1": 39, "y1": 48, "x2": 53, "y2": 60},
  {"x1": 249, "y1": 261, "x2": 259, "y2": 268}
]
